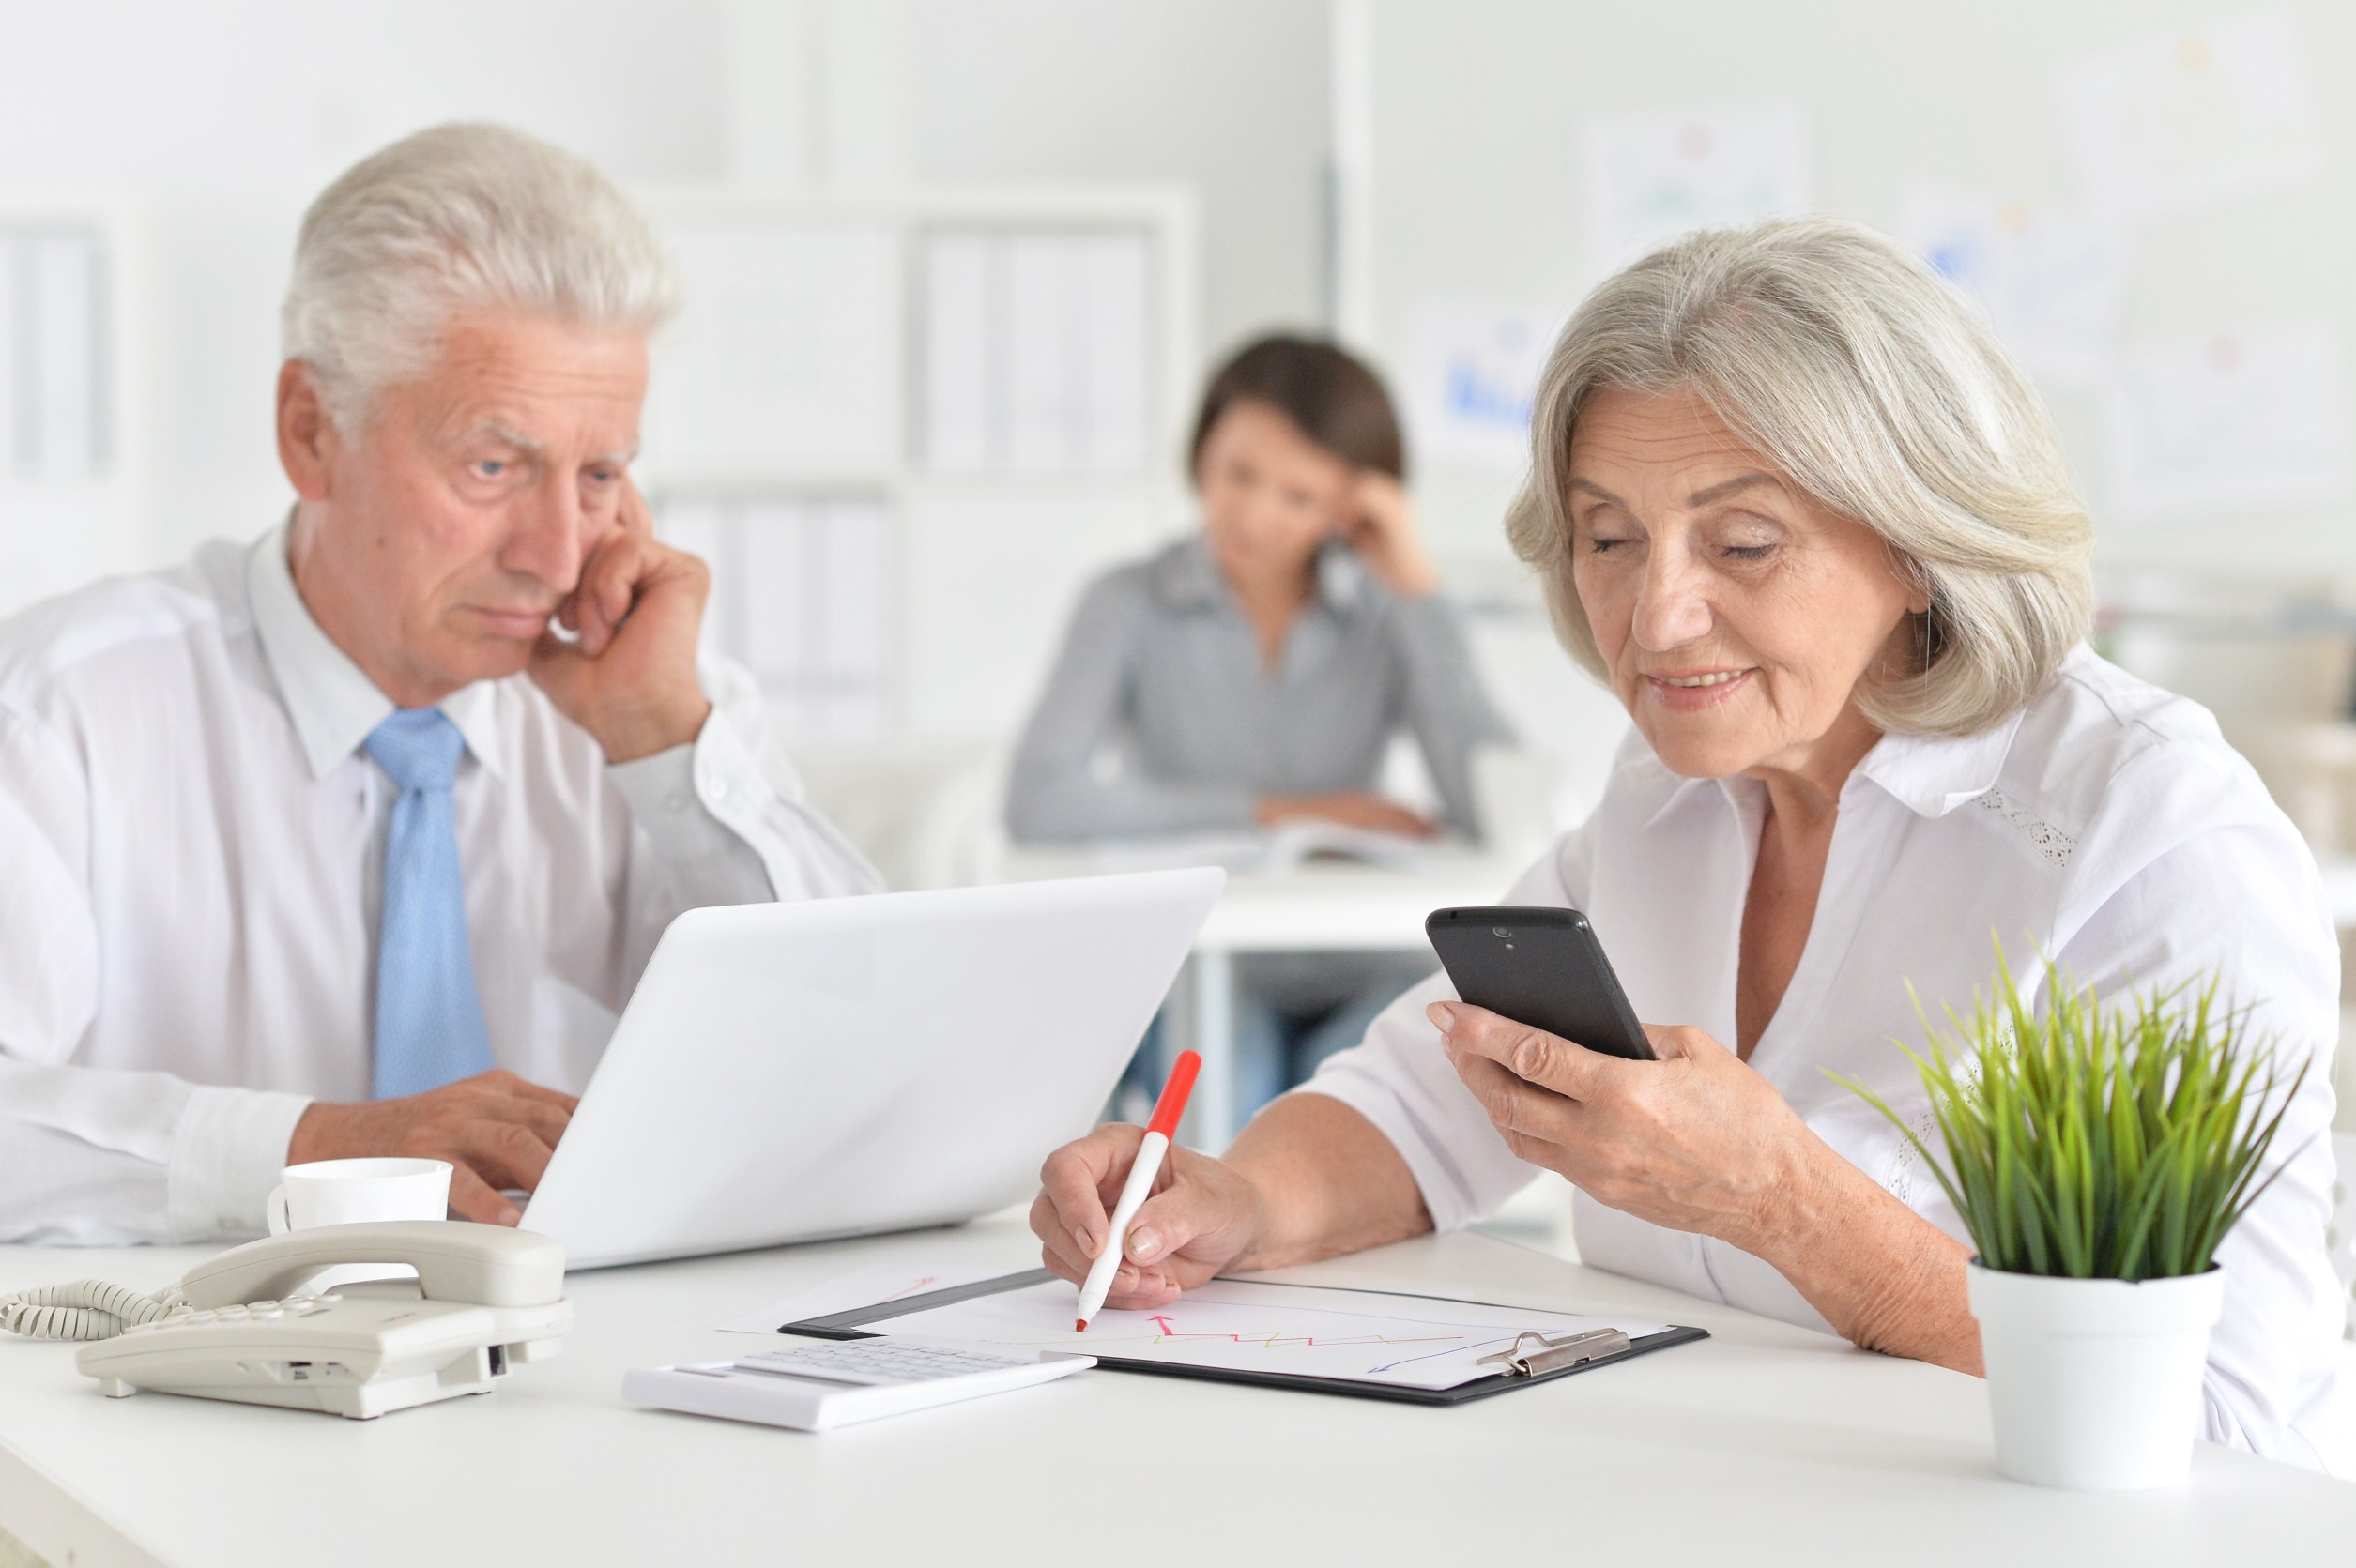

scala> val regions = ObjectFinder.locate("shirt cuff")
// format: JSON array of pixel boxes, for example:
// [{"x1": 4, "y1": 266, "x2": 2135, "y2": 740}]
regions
[
  {"x1": 688, "y1": 704, "x2": 823, "y2": 897},
  {"x1": 166, "y1": 1085, "x2": 313, "y2": 1240},
  {"x1": 608, "y1": 740, "x2": 749, "y2": 868}
]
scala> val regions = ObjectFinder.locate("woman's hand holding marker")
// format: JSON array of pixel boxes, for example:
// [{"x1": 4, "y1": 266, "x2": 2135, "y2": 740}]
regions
[{"x1": 1072, "y1": 1051, "x2": 1201, "y2": 1330}]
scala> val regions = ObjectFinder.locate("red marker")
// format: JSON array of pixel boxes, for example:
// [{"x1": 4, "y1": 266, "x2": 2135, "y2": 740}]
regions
[{"x1": 1074, "y1": 1050, "x2": 1201, "y2": 1331}]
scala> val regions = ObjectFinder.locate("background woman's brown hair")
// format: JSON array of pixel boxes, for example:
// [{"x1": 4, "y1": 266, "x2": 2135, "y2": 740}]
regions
[{"x1": 1188, "y1": 334, "x2": 1407, "y2": 481}]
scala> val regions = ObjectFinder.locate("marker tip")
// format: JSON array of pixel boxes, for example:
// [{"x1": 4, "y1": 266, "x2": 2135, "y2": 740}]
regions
[{"x1": 1075, "y1": 1319, "x2": 1088, "y2": 1332}]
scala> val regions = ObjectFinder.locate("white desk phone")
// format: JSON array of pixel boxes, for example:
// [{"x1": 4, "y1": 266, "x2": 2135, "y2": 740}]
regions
[{"x1": 0, "y1": 1222, "x2": 572, "y2": 1420}]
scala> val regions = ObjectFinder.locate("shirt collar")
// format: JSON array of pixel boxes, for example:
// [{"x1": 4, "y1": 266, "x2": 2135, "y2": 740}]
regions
[
  {"x1": 247, "y1": 524, "x2": 506, "y2": 783},
  {"x1": 1149, "y1": 534, "x2": 1370, "y2": 617},
  {"x1": 1851, "y1": 706, "x2": 2027, "y2": 817}
]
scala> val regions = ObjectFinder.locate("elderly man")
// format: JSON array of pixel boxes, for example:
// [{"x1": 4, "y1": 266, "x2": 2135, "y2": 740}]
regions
[{"x1": 0, "y1": 124, "x2": 881, "y2": 1242}]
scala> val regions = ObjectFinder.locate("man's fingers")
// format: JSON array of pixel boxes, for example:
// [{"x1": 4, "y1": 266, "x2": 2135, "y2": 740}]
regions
[
  {"x1": 560, "y1": 525, "x2": 655, "y2": 656},
  {"x1": 571, "y1": 528, "x2": 703, "y2": 660},
  {"x1": 528, "y1": 629, "x2": 590, "y2": 696},
  {"x1": 453, "y1": 1119, "x2": 558, "y2": 1195},
  {"x1": 1430, "y1": 1001, "x2": 1613, "y2": 1101},
  {"x1": 485, "y1": 1095, "x2": 573, "y2": 1154},
  {"x1": 568, "y1": 532, "x2": 645, "y2": 656},
  {"x1": 593, "y1": 537, "x2": 643, "y2": 636},
  {"x1": 470, "y1": 1070, "x2": 579, "y2": 1112},
  {"x1": 422, "y1": 1073, "x2": 574, "y2": 1165},
  {"x1": 617, "y1": 476, "x2": 655, "y2": 540},
  {"x1": 448, "y1": 1165, "x2": 522, "y2": 1226}
]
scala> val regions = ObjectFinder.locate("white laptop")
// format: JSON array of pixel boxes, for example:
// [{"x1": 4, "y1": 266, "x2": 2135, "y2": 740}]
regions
[{"x1": 521, "y1": 867, "x2": 1224, "y2": 1270}]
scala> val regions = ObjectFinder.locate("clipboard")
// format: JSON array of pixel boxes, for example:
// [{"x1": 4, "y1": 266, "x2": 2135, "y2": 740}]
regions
[{"x1": 784, "y1": 1268, "x2": 1707, "y2": 1406}]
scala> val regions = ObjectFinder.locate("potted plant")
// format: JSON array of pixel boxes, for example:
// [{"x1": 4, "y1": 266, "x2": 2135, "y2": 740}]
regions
[{"x1": 1845, "y1": 953, "x2": 2308, "y2": 1491}]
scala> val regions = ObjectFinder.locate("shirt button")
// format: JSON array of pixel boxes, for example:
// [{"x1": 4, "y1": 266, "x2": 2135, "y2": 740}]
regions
[
  {"x1": 665, "y1": 791, "x2": 689, "y2": 814},
  {"x1": 705, "y1": 777, "x2": 729, "y2": 803}
]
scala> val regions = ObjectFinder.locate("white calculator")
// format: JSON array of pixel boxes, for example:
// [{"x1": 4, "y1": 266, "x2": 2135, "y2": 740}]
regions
[{"x1": 623, "y1": 1335, "x2": 1094, "y2": 1431}]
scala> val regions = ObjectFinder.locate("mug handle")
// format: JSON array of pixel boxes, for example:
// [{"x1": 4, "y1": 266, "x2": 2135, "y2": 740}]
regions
[{"x1": 266, "y1": 1184, "x2": 292, "y2": 1237}]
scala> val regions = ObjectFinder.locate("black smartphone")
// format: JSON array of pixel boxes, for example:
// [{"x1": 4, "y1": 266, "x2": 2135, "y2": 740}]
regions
[{"x1": 1423, "y1": 906, "x2": 1655, "y2": 1062}]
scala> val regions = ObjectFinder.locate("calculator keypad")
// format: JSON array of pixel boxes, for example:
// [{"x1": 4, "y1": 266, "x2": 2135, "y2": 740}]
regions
[{"x1": 736, "y1": 1339, "x2": 1035, "y2": 1386}]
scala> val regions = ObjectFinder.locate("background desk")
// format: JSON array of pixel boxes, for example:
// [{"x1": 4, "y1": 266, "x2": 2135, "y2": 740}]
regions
[
  {"x1": 1, "y1": 1214, "x2": 2348, "y2": 1568},
  {"x1": 1003, "y1": 848, "x2": 1519, "y2": 1148},
  {"x1": 1177, "y1": 855, "x2": 1511, "y2": 1148}
]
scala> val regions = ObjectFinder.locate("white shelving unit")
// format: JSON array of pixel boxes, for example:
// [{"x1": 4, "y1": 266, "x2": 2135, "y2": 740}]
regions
[
  {"x1": 0, "y1": 202, "x2": 137, "y2": 618},
  {"x1": 635, "y1": 186, "x2": 1201, "y2": 747}
]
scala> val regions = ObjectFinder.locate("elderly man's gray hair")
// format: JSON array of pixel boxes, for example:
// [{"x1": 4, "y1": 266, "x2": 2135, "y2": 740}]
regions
[
  {"x1": 1508, "y1": 216, "x2": 2096, "y2": 738},
  {"x1": 282, "y1": 122, "x2": 679, "y2": 433}
]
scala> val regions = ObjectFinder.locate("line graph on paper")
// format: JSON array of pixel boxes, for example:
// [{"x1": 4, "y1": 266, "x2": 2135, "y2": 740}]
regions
[
  {"x1": 1086, "y1": 1298, "x2": 1491, "y2": 1378},
  {"x1": 870, "y1": 1279, "x2": 1668, "y2": 1391}
]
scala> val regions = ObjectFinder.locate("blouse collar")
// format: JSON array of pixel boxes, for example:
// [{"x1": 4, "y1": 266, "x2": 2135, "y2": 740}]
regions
[
  {"x1": 1148, "y1": 534, "x2": 1373, "y2": 617},
  {"x1": 1628, "y1": 691, "x2": 2036, "y2": 828}
]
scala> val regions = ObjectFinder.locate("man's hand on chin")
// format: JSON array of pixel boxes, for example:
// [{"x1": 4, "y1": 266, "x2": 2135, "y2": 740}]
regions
[
  {"x1": 288, "y1": 1071, "x2": 580, "y2": 1225},
  {"x1": 528, "y1": 478, "x2": 713, "y2": 764}
]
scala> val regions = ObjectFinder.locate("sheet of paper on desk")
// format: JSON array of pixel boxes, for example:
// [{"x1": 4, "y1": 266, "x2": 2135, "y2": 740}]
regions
[
  {"x1": 718, "y1": 1265, "x2": 1010, "y2": 1334},
  {"x1": 867, "y1": 1279, "x2": 1668, "y2": 1392},
  {"x1": 1076, "y1": 823, "x2": 1429, "y2": 876}
]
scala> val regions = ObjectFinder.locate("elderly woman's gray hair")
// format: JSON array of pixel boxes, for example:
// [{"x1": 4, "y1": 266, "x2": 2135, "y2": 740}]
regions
[
  {"x1": 281, "y1": 122, "x2": 679, "y2": 434},
  {"x1": 1507, "y1": 216, "x2": 2095, "y2": 737}
]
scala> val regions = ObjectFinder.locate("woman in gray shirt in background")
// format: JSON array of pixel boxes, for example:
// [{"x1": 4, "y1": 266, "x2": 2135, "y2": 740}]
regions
[{"x1": 1006, "y1": 335, "x2": 1512, "y2": 1118}]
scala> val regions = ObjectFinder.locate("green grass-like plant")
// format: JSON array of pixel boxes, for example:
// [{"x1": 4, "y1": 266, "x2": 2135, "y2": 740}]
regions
[{"x1": 1840, "y1": 950, "x2": 2308, "y2": 1281}]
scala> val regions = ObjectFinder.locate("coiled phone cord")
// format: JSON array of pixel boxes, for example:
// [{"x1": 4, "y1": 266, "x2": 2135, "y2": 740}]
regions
[{"x1": 0, "y1": 1279, "x2": 189, "y2": 1341}]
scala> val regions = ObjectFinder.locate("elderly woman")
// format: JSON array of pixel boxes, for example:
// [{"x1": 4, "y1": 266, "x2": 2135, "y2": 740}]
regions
[{"x1": 1030, "y1": 218, "x2": 2348, "y2": 1471}]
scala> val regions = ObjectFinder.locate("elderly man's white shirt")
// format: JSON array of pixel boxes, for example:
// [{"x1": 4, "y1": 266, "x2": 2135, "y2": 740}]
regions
[
  {"x1": 0, "y1": 528, "x2": 881, "y2": 1244},
  {"x1": 1308, "y1": 647, "x2": 2349, "y2": 1473}
]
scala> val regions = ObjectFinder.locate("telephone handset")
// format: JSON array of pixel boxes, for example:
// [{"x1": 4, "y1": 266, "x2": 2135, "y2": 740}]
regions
[{"x1": 3, "y1": 1222, "x2": 573, "y2": 1420}]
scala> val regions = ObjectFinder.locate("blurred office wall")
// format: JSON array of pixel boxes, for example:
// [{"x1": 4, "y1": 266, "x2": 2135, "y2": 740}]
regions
[
  {"x1": 1357, "y1": 0, "x2": 2356, "y2": 582},
  {"x1": 0, "y1": 0, "x2": 1323, "y2": 592},
  {"x1": 7, "y1": 0, "x2": 2356, "y2": 813},
  {"x1": 904, "y1": 0, "x2": 1327, "y2": 352},
  {"x1": 0, "y1": 0, "x2": 734, "y2": 584},
  {"x1": 1347, "y1": 0, "x2": 2356, "y2": 790}
]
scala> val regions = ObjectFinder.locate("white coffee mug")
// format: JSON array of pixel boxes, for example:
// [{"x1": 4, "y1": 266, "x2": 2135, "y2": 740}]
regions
[{"x1": 267, "y1": 1157, "x2": 453, "y2": 1235}]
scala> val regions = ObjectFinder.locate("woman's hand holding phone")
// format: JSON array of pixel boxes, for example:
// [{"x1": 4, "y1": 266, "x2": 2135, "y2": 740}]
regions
[{"x1": 1429, "y1": 1001, "x2": 1834, "y2": 1256}]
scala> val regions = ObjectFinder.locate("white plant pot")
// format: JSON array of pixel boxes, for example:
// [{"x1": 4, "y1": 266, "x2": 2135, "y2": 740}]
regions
[{"x1": 1966, "y1": 1262, "x2": 2223, "y2": 1491}]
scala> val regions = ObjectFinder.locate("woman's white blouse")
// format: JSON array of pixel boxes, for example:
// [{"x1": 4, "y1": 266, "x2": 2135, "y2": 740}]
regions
[{"x1": 1307, "y1": 647, "x2": 2350, "y2": 1473}]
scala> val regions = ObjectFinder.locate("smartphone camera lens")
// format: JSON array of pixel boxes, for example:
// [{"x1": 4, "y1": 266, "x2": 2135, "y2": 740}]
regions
[{"x1": 1492, "y1": 928, "x2": 1513, "y2": 939}]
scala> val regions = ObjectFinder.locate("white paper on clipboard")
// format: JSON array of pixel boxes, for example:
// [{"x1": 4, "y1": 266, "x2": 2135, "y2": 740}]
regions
[{"x1": 768, "y1": 1270, "x2": 1671, "y2": 1393}]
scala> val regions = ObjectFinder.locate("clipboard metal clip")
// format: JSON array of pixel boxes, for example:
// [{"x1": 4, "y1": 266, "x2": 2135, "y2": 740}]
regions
[{"x1": 1476, "y1": 1327, "x2": 1633, "y2": 1378}]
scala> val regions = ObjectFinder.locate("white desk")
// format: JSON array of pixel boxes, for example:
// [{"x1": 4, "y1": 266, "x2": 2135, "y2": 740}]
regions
[{"x1": 1, "y1": 1215, "x2": 2348, "y2": 1568}]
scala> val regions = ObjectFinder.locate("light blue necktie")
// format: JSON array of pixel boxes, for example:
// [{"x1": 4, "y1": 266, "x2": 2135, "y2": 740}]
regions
[{"x1": 366, "y1": 708, "x2": 495, "y2": 1100}]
